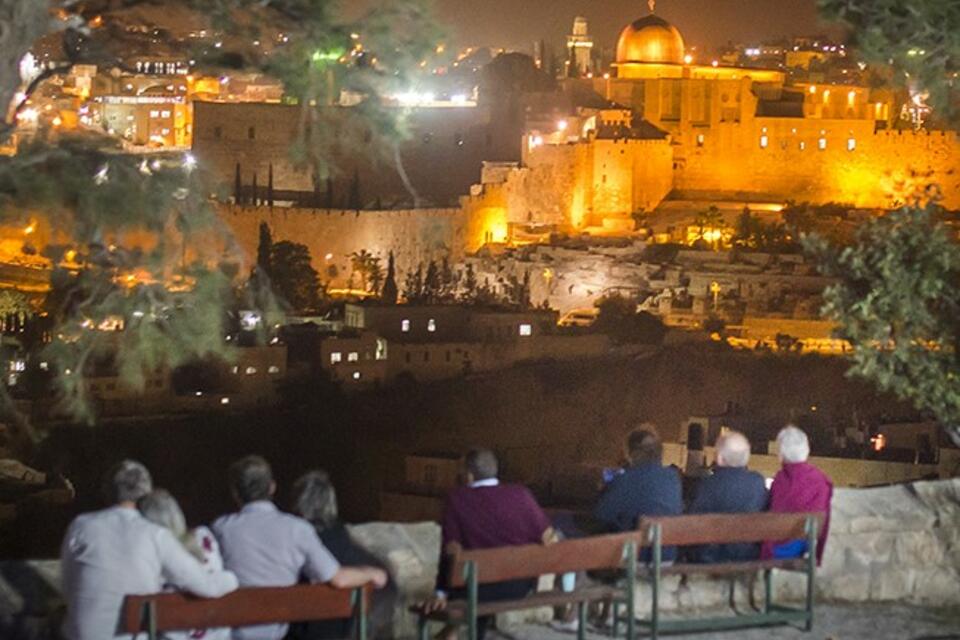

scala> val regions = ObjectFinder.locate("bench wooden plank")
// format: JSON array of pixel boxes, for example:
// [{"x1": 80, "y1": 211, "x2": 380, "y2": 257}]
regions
[
  {"x1": 416, "y1": 586, "x2": 621, "y2": 622},
  {"x1": 120, "y1": 584, "x2": 367, "y2": 634},
  {"x1": 638, "y1": 558, "x2": 807, "y2": 577},
  {"x1": 640, "y1": 513, "x2": 822, "y2": 547},
  {"x1": 447, "y1": 532, "x2": 643, "y2": 588}
]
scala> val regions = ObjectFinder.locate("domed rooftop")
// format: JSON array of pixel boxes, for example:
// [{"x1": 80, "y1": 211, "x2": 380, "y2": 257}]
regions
[{"x1": 616, "y1": 14, "x2": 686, "y2": 65}]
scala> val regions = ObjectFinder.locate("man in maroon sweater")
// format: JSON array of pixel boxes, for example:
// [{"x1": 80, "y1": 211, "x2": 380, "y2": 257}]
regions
[{"x1": 423, "y1": 448, "x2": 555, "y2": 639}]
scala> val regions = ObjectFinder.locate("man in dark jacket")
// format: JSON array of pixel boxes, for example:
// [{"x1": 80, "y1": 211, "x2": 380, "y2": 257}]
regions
[
  {"x1": 689, "y1": 430, "x2": 769, "y2": 563},
  {"x1": 594, "y1": 427, "x2": 682, "y2": 561}
]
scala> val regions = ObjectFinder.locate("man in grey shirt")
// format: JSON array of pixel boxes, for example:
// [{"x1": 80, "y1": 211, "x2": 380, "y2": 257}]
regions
[
  {"x1": 213, "y1": 455, "x2": 387, "y2": 640},
  {"x1": 61, "y1": 460, "x2": 238, "y2": 640}
]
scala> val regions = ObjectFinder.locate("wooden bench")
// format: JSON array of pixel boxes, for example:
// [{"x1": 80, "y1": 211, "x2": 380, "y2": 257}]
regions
[
  {"x1": 413, "y1": 531, "x2": 646, "y2": 640},
  {"x1": 120, "y1": 583, "x2": 372, "y2": 640},
  {"x1": 622, "y1": 512, "x2": 822, "y2": 639}
]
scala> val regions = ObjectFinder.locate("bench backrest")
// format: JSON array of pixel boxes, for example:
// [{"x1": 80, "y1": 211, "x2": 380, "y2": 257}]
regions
[
  {"x1": 446, "y1": 531, "x2": 643, "y2": 588},
  {"x1": 120, "y1": 584, "x2": 369, "y2": 634},
  {"x1": 639, "y1": 512, "x2": 822, "y2": 547}
]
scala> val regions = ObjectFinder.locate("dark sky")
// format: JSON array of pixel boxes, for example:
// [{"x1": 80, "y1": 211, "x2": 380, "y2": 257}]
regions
[{"x1": 357, "y1": 0, "x2": 845, "y2": 54}]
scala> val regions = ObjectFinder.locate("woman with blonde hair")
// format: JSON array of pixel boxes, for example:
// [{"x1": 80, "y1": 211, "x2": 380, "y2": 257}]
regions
[{"x1": 138, "y1": 489, "x2": 230, "y2": 640}]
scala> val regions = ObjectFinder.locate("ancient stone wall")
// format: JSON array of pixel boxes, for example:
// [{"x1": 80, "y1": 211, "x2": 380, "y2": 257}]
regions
[
  {"x1": 216, "y1": 205, "x2": 473, "y2": 288},
  {"x1": 676, "y1": 122, "x2": 960, "y2": 210}
]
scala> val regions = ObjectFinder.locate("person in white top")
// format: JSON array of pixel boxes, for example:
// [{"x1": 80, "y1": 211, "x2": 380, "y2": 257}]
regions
[
  {"x1": 60, "y1": 460, "x2": 238, "y2": 640},
  {"x1": 138, "y1": 489, "x2": 231, "y2": 640}
]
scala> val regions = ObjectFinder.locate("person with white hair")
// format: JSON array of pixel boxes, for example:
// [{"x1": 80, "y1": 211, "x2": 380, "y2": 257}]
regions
[
  {"x1": 138, "y1": 489, "x2": 231, "y2": 640},
  {"x1": 760, "y1": 425, "x2": 833, "y2": 565},
  {"x1": 60, "y1": 460, "x2": 238, "y2": 640},
  {"x1": 688, "y1": 430, "x2": 768, "y2": 562}
]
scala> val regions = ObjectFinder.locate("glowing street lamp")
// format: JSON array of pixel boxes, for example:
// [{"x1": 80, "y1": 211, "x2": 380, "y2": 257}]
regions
[{"x1": 709, "y1": 281, "x2": 721, "y2": 310}]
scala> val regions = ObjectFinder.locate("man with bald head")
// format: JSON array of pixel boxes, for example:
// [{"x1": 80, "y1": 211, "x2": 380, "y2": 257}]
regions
[{"x1": 688, "y1": 430, "x2": 769, "y2": 563}]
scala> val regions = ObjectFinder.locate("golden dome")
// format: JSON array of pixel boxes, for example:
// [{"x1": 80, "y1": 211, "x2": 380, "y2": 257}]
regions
[{"x1": 616, "y1": 15, "x2": 685, "y2": 65}]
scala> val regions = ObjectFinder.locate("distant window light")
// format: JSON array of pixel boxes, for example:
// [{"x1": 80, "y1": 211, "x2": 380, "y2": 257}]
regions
[
  {"x1": 519, "y1": 323, "x2": 533, "y2": 336},
  {"x1": 330, "y1": 352, "x2": 342, "y2": 364},
  {"x1": 799, "y1": 141, "x2": 806, "y2": 150},
  {"x1": 401, "y1": 319, "x2": 411, "y2": 332},
  {"x1": 161, "y1": 128, "x2": 170, "y2": 135},
  {"x1": 818, "y1": 137, "x2": 827, "y2": 150},
  {"x1": 696, "y1": 133, "x2": 705, "y2": 147},
  {"x1": 149, "y1": 110, "x2": 160, "y2": 118},
  {"x1": 160, "y1": 110, "x2": 171, "y2": 118},
  {"x1": 231, "y1": 365, "x2": 239, "y2": 374},
  {"x1": 245, "y1": 366, "x2": 257, "y2": 375},
  {"x1": 847, "y1": 137, "x2": 856, "y2": 151},
  {"x1": 352, "y1": 371, "x2": 361, "y2": 380},
  {"x1": 268, "y1": 365, "x2": 280, "y2": 374},
  {"x1": 759, "y1": 135, "x2": 769, "y2": 149},
  {"x1": 348, "y1": 352, "x2": 359, "y2": 362},
  {"x1": 427, "y1": 318, "x2": 436, "y2": 332},
  {"x1": 248, "y1": 126, "x2": 255, "y2": 140}
]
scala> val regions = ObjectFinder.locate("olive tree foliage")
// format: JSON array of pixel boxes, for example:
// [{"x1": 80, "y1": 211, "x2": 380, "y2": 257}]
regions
[
  {"x1": 0, "y1": 0, "x2": 442, "y2": 426},
  {"x1": 818, "y1": 0, "x2": 958, "y2": 119},
  {"x1": 806, "y1": 207, "x2": 960, "y2": 445}
]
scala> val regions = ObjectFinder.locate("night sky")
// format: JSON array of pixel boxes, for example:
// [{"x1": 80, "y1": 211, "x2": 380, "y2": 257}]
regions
[{"x1": 356, "y1": 0, "x2": 844, "y2": 54}]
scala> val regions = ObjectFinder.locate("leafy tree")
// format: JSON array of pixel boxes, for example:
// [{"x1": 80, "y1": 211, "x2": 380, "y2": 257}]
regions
[
  {"x1": 270, "y1": 241, "x2": 322, "y2": 312},
  {"x1": 593, "y1": 294, "x2": 666, "y2": 345},
  {"x1": 423, "y1": 260, "x2": 441, "y2": 303},
  {"x1": 349, "y1": 249, "x2": 383, "y2": 294},
  {"x1": 807, "y1": 206, "x2": 960, "y2": 444},
  {"x1": 693, "y1": 205, "x2": 724, "y2": 249},
  {"x1": 0, "y1": 0, "x2": 442, "y2": 424},
  {"x1": 402, "y1": 263, "x2": 424, "y2": 303},
  {"x1": 381, "y1": 251, "x2": 398, "y2": 304}
]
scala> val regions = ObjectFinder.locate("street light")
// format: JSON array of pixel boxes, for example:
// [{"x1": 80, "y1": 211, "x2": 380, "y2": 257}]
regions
[{"x1": 709, "y1": 281, "x2": 721, "y2": 311}]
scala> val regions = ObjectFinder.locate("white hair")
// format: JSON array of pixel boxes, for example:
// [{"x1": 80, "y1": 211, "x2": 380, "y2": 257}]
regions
[
  {"x1": 716, "y1": 430, "x2": 751, "y2": 468},
  {"x1": 777, "y1": 425, "x2": 810, "y2": 463},
  {"x1": 104, "y1": 460, "x2": 152, "y2": 504}
]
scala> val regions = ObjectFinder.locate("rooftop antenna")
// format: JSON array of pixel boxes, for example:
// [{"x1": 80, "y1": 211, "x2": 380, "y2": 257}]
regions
[{"x1": 649, "y1": 0, "x2": 656, "y2": 12}]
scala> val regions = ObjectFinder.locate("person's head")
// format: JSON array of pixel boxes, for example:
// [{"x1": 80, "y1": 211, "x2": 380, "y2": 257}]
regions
[
  {"x1": 777, "y1": 425, "x2": 810, "y2": 464},
  {"x1": 626, "y1": 427, "x2": 662, "y2": 466},
  {"x1": 138, "y1": 489, "x2": 188, "y2": 537},
  {"x1": 292, "y1": 470, "x2": 339, "y2": 531},
  {"x1": 465, "y1": 448, "x2": 498, "y2": 484},
  {"x1": 138, "y1": 489, "x2": 203, "y2": 560},
  {"x1": 228, "y1": 455, "x2": 276, "y2": 505},
  {"x1": 715, "y1": 430, "x2": 751, "y2": 468},
  {"x1": 102, "y1": 459, "x2": 152, "y2": 507}
]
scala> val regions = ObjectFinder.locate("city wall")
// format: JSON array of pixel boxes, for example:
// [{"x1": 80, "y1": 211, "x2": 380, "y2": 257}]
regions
[
  {"x1": 5, "y1": 479, "x2": 958, "y2": 638},
  {"x1": 676, "y1": 123, "x2": 960, "y2": 209},
  {"x1": 216, "y1": 204, "x2": 498, "y2": 288}
]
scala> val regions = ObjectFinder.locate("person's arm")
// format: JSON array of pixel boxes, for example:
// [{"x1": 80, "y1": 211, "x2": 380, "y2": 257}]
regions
[
  {"x1": 157, "y1": 528, "x2": 238, "y2": 598},
  {"x1": 329, "y1": 565, "x2": 388, "y2": 590},
  {"x1": 593, "y1": 478, "x2": 623, "y2": 528}
]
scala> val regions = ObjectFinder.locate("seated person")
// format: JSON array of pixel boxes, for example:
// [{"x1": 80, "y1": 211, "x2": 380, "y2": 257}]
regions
[
  {"x1": 688, "y1": 431, "x2": 768, "y2": 563},
  {"x1": 761, "y1": 426, "x2": 833, "y2": 564},
  {"x1": 213, "y1": 455, "x2": 387, "y2": 640},
  {"x1": 288, "y1": 470, "x2": 397, "y2": 640},
  {"x1": 60, "y1": 461, "x2": 237, "y2": 640},
  {"x1": 138, "y1": 489, "x2": 230, "y2": 640},
  {"x1": 422, "y1": 448, "x2": 556, "y2": 640},
  {"x1": 594, "y1": 427, "x2": 682, "y2": 561}
]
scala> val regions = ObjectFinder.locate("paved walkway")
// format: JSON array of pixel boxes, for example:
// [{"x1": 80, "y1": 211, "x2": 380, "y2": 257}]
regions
[{"x1": 490, "y1": 604, "x2": 960, "y2": 640}]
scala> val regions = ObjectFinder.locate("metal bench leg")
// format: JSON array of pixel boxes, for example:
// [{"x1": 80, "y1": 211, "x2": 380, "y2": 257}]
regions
[
  {"x1": 648, "y1": 527, "x2": 659, "y2": 640},
  {"x1": 611, "y1": 600, "x2": 620, "y2": 638},
  {"x1": 577, "y1": 600, "x2": 587, "y2": 640},
  {"x1": 626, "y1": 540, "x2": 638, "y2": 640},
  {"x1": 145, "y1": 600, "x2": 157, "y2": 640},
  {"x1": 354, "y1": 587, "x2": 368, "y2": 640},
  {"x1": 465, "y1": 560, "x2": 478, "y2": 640},
  {"x1": 764, "y1": 569, "x2": 772, "y2": 615},
  {"x1": 418, "y1": 616, "x2": 430, "y2": 640},
  {"x1": 805, "y1": 517, "x2": 818, "y2": 632}
]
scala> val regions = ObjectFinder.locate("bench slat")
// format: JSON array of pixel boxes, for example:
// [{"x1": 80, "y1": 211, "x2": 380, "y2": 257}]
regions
[
  {"x1": 638, "y1": 558, "x2": 807, "y2": 577},
  {"x1": 448, "y1": 532, "x2": 643, "y2": 588},
  {"x1": 121, "y1": 584, "x2": 366, "y2": 633},
  {"x1": 641, "y1": 513, "x2": 821, "y2": 547},
  {"x1": 416, "y1": 586, "x2": 621, "y2": 621}
]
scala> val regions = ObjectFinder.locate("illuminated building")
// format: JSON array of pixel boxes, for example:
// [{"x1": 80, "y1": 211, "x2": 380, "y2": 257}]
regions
[{"x1": 566, "y1": 16, "x2": 594, "y2": 77}]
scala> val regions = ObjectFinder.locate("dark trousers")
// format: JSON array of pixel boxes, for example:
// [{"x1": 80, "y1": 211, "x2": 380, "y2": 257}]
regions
[{"x1": 450, "y1": 579, "x2": 535, "y2": 639}]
